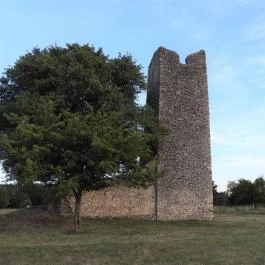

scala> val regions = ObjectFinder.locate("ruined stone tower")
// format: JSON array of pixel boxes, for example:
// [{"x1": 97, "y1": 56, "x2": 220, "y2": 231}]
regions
[{"x1": 147, "y1": 47, "x2": 213, "y2": 220}]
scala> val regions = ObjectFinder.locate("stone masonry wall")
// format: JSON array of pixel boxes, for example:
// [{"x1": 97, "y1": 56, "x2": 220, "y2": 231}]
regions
[
  {"x1": 147, "y1": 47, "x2": 213, "y2": 220},
  {"x1": 67, "y1": 185, "x2": 156, "y2": 218}
]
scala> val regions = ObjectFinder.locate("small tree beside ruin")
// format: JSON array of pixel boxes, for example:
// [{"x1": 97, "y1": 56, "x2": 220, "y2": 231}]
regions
[{"x1": 0, "y1": 44, "x2": 161, "y2": 232}]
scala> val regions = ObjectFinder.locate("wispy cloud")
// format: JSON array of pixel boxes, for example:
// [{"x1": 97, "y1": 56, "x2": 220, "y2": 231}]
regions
[
  {"x1": 213, "y1": 154, "x2": 265, "y2": 191},
  {"x1": 247, "y1": 19, "x2": 265, "y2": 40},
  {"x1": 235, "y1": 0, "x2": 265, "y2": 7},
  {"x1": 211, "y1": 133, "x2": 227, "y2": 145},
  {"x1": 208, "y1": 57, "x2": 248, "y2": 97},
  {"x1": 242, "y1": 55, "x2": 265, "y2": 89},
  {"x1": 244, "y1": 55, "x2": 265, "y2": 65},
  {"x1": 212, "y1": 130, "x2": 265, "y2": 151},
  {"x1": 234, "y1": 0, "x2": 252, "y2": 4},
  {"x1": 244, "y1": 132, "x2": 265, "y2": 149},
  {"x1": 211, "y1": 101, "x2": 265, "y2": 191},
  {"x1": 223, "y1": 155, "x2": 265, "y2": 168},
  {"x1": 151, "y1": 0, "x2": 175, "y2": 15},
  {"x1": 170, "y1": 17, "x2": 210, "y2": 41}
]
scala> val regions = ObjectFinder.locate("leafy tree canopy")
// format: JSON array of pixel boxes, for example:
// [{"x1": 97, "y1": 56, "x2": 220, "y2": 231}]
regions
[
  {"x1": 227, "y1": 177, "x2": 265, "y2": 206},
  {"x1": 0, "y1": 44, "x2": 162, "y2": 231}
]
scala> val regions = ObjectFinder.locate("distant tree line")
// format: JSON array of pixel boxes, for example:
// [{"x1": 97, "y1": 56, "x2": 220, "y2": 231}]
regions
[
  {"x1": 213, "y1": 177, "x2": 265, "y2": 207},
  {"x1": 1, "y1": 176, "x2": 265, "y2": 209},
  {"x1": 0, "y1": 183, "x2": 51, "y2": 209}
]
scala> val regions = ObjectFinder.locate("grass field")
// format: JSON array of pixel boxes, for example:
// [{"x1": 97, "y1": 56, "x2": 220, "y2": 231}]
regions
[{"x1": 0, "y1": 208, "x2": 264, "y2": 265}]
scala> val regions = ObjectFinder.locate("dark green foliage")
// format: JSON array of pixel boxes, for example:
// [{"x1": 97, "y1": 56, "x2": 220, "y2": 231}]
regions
[
  {"x1": 212, "y1": 181, "x2": 218, "y2": 205},
  {"x1": 227, "y1": 177, "x2": 265, "y2": 206},
  {"x1": 216, "y1": 191, "x2": 229, "y2": 206},
  {"x1": 254, "y1": 177, "x2": 265, "y2": 205},
  {"x1": 8, "y1": 186, "x2": 30, "y2": 208},
  {"x1": 19, "y1": 198, "x2": 32, "y2": 208},
  {"x1": 228, "y1": 179, "x2": 256, "y2": 205},
  {"x1": 1, "y1": 184, "x2": 49, "y2": 208},
  {"x1": 22, "y1": 183, "x2": 50, "y2": 206},
  {"x1": 0, "y1": 187, "x2": 9, "y2": 208},
  {"x1": 0, "y1": 44, "x2": 145, "y2": 118},
  {"x1": 109, "y1": 53, "x2": 146, "y2": 102},
  {"x1": 0, "y1": 44, "x2": 161, "y2": 231},
  {"x1": 213, "y1": 177, "x2": 265, "y2": 207},
  {"x1": 213, "y1": 182, "x2": 229, "y2": 207}
]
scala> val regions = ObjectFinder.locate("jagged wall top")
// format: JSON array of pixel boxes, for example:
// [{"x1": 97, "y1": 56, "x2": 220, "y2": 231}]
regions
[{"x1": 150, "y1": 46, "x2": 206, "y2": 68}]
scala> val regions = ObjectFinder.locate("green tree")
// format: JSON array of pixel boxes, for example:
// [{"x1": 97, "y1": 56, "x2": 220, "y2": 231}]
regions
[
  {"x1": 0, "y1": 186, "x2": 9, "y2": 208},
  {"x1": 7, "y1": 185, "x2": 30, "y2": 208},
  {"x1": 212, "y1": 181, "x2": 219, "y2": 205},
  {"x1": 212, "y1": 182, "x2": 228, "y2": 207},
  {"x1": 22, "y1": 182, "x2": 49, "y2": 206},
  {"x1": 227, "y1": 179, "x2": 256, "y2": 206},
  {"x1": 254, "y1": 177, "x2": 265, "y2": 206},
  {"x1": 0, "y1": 44, "x2": 161, "y2": 231}
]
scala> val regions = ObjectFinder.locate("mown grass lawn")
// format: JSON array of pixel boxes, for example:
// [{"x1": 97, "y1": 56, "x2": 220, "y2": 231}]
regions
[{"x1": 0, "y1": 208, "x2": 264, "y2": 265}]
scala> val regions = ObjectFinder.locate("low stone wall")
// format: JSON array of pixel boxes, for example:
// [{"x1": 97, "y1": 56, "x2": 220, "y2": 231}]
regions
[{"x1": 67, "y1": 185, "x2": 156, "y2": 219}]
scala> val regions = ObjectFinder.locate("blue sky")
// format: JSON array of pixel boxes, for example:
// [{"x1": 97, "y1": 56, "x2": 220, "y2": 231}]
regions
[{"x1": 1, "y1": 0, "x2": 265, "y2": 191}]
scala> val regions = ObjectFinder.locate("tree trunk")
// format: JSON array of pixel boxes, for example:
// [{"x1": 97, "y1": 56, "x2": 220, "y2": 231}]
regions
[{"x1": 74, "y1": 190, "x2": 82, "y2": 232}]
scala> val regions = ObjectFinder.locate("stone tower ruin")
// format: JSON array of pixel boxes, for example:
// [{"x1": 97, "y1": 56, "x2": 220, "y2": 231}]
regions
[
  {"x1": 60, "y1": 47, "x2": 213, "y2": 220},
  {"x1": 147, "y1": 47, "x2": 213, "y2": 220}
]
